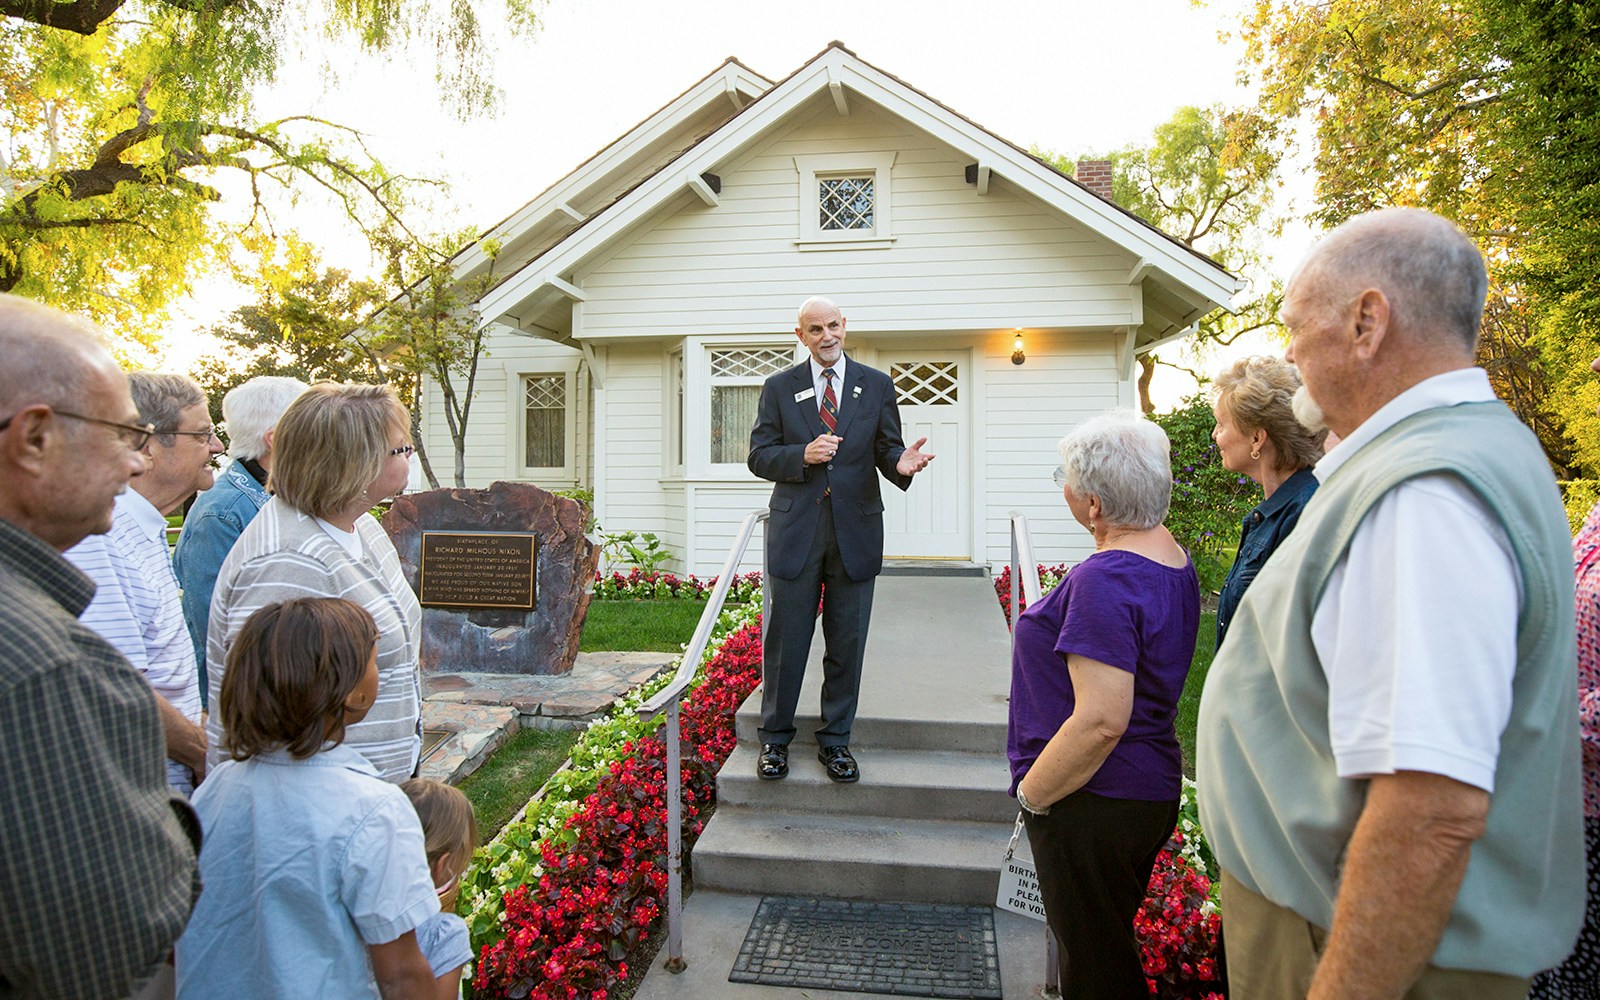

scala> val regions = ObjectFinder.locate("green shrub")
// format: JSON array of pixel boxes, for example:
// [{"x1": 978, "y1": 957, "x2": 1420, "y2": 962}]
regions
[
  {"x1": 1150, "y1": 395, "x2": 1258, "y2": 593},
  {"x1": 1560, "y1": 479, "x2": 1600, "y2": 534}
]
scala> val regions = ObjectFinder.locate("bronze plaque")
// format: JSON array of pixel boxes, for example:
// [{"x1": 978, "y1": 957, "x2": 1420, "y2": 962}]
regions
[{"x1": 420, "y1": 531, "x2": 537, "y2": 610}]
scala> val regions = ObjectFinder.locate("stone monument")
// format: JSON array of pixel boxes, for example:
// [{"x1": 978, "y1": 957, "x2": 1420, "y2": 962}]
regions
[{"x1": 383, "y1": 482, "x2": 599, "y2": 675}]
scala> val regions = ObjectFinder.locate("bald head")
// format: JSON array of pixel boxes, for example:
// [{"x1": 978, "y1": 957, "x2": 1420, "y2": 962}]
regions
[
  {"x1": 1291, "y1": 208, "x2": 1488, "y2": 354},
  {"x1": 0, "y1": 294, "x2": 118, "y2": 415}
]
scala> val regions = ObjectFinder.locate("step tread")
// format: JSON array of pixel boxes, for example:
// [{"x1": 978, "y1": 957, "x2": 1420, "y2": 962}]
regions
[
  {"x1": 694, "y1": 806, "x2": 1014, "y2": 869},
  {"x1": 720, "y1": 744, "x2": 1012, "y2": 792}
]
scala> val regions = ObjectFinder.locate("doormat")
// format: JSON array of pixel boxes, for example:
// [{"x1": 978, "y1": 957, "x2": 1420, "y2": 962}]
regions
[{"x1": 728, "y1": 896, "x2": 1002, "y2": 998}]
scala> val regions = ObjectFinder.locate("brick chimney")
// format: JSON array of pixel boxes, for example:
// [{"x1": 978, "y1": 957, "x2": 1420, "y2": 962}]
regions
[{"x1": 1075, "y1": 160, "x2": 1115, "y2": 201}]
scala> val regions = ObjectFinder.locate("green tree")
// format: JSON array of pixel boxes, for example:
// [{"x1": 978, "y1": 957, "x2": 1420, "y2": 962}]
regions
[
  {"x1": 1235, "y1": 0, "x2": 1600, "y2": 475},
  {"x1": 1, "y1": 0, "x2": 539, "y2": 335},
  {"x1": 1040, "y1": 104, "x2": 1283, "y2": 411}
]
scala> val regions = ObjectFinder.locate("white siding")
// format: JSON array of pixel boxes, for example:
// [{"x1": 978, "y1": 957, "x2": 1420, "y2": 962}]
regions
[
  {"x1": 594, "y1": 343, "x2": 675, "y2": 559},
  {"x1": 685, "y1": 485, "x2": 770, "y2": 574},
  {"x1": 575, "y1": 100, "x2": 1138, "y2": 337}
]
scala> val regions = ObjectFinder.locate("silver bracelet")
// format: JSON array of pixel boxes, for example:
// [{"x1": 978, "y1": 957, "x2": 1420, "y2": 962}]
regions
[{"x1": 1016, "y1": 785, "x2": 1051, "y2": 816}]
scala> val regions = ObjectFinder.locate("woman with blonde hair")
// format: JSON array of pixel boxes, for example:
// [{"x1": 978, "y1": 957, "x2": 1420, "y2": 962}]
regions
[
  {"x1": 205, "y1": 383, "x2": 423, "y2": 783},
  {"x1": 1210, "y1": 356, "x2": 1323, "y2": 647}
]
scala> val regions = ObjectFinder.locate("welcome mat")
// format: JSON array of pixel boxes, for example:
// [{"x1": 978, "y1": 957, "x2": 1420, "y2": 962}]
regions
[{"x1": 728, "y1": 896, "x2": 1002, "y2": 998}]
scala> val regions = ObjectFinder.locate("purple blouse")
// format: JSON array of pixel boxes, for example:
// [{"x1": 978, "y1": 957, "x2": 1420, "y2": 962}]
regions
[{"x1": 1006, "y1": 549, "x2": 1199, "y2": 801}]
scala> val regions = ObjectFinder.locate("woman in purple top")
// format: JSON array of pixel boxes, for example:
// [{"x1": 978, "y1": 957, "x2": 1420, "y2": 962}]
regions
[{"x1": 1008, "y1": 410, "x2": 1200, "y2": 1000}]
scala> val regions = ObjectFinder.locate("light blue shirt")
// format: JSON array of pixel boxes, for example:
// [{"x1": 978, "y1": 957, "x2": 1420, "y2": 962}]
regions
[
  {"x1": 416, "y1": 911, "x2": 472, "y2": 979},
  {"x1": 175, "y1": 744, "x2": 439, "y2": 999}
]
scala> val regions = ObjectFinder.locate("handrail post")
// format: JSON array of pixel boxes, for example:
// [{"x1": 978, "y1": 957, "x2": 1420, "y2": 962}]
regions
[
  {"x1": 639, "y1": 509, "x2": 767, "y2": 976},
  {"x1": 662, "y1": 699, "x2": 685, "y2": 972}
]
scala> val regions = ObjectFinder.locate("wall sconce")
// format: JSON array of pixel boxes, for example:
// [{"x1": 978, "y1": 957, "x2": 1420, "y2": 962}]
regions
[{"x1": 1011, "y1": 330, "x2": 1026, "y2": 366}]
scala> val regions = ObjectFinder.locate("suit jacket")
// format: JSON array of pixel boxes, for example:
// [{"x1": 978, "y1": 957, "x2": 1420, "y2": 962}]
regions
[{"x1": 748, "y1": 360, "x2": 912, "y2": 582}]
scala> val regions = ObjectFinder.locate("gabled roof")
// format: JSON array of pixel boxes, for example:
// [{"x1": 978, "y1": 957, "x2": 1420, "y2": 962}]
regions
[{"x1": 475, "y1": 42, "x2": 1239, "y2": 344}]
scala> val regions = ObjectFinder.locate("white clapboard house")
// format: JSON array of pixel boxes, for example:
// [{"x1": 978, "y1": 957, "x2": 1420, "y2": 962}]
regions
[{"x1": 415, "y1": 41, "x2": 1238, "y2": 575}]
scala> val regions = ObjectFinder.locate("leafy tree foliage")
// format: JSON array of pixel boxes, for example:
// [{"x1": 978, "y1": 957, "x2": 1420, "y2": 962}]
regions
[
  {"x1": 1, "y1": 0, "x2": 538, "y2": 334},
  {"x1": 1040, "y1": 105, "x2": 1283, "y2": 411},
  {"x1": 1236, "y1": 0, "x2": 1600, "y2": 475}
]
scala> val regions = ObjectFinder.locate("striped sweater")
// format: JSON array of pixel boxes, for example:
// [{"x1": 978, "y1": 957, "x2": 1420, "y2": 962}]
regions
[{"x1": 205, "y1": 498, "x2": 422, "y2": 783}]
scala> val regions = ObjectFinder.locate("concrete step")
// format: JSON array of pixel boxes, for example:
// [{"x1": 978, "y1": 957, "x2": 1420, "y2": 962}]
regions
[
  {"x1": 691, "y1": 805, "x2": 1014, "y2": 907},
  {"x1": 880, "y1": 560, "x2": 990, "y2": 577},
  {"x1": 718, "y1": 744, "x2": 1016, "y2": 823},
  {"x1": 735, "y1": 710, "x2": 1009, "y2": 754}
]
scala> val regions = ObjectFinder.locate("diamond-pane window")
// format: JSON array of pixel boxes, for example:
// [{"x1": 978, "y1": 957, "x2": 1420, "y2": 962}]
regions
[
  {"x1": 710, "y1": 347, "x2": 792, "y2": 379},
  {"x1": 524, "y1": 374, "x2": 565, "y2": 467},
  {"x1": 819, "y1": 177, "x2": 875, "y2": 231},
  {"x1": 892, "y1": 362, "x2": 959, "y2": 406}
]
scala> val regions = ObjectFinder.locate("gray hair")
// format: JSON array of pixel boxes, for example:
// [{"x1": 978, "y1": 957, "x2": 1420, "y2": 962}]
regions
[
  {"x1": 1057, "y1": 410, "x2": 1172, "y2": 530},
  {"x1": 128, "y1": 372, "x2": 206, "y2": 443},
  {"x1": 0, "y1": 295, "x2": 105, "y2": 414},
  {"x1": 797, "y1": 296, "x2": 840, "y2": 327},
  {"x1": 223, "y1": 376, "x2": 309, "y2": 460},
  {"x1": 1294, "y1": 207, "x2": 1488, "y2": 351}
]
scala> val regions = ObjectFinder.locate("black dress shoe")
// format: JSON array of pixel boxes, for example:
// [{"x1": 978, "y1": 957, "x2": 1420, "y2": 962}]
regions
[
  {"x1": 757, "y1": 743, "x2": 789, "y2": 780},
  {"x1": 817, "y1": 745, "x2": 860, "y2": 784}
]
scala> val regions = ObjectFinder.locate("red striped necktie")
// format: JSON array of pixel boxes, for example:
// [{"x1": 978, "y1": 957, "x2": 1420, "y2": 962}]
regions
[{"x1": 820, "y1": 368, "x2": 838, "y2": 433}]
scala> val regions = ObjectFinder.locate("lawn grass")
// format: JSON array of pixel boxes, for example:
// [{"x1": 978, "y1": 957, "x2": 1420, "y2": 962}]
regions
[
  {"x1": 1177, "y1": 611, "x2": 1218, "y2": 778},
  {"x1": 459, "y1": 727, "x2": 582, "y2": 840},
  {"x1": 579, "y1": 598, "x2": 715, "y2": 652}
]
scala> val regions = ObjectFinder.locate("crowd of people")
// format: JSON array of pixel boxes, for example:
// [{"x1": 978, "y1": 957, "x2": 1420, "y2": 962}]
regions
[
  {"x1": 0, "y1": 299, "x2": 464, "y2": 999},
  {"x1": 0, "y1": 204, "x2": 1595, "y2": 1000}
]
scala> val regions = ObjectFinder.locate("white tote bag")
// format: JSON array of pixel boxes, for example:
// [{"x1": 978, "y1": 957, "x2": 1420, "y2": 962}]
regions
[{"x1": 995, "y1": 811, "x2": 1048, "y2": 923}]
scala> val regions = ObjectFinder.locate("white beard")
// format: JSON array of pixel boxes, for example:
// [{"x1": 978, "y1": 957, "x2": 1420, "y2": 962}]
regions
[{"x1": 1292, "y1": 385, "x2": 1328, "y2": 435}]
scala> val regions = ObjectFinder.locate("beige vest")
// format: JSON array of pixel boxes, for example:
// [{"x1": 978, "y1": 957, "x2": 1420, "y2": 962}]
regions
[{"x1": 1196, "y1": 400, "x2": 1583, "y2": 975}]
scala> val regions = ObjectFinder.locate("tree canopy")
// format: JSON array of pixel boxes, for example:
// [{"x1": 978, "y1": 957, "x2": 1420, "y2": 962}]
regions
[
  {"x1": 1238, "y1": 0, "x2": 1600, "y2": 476},
  {"x1": 1, "y1": 0, "x2": 539, "y2": 337}
]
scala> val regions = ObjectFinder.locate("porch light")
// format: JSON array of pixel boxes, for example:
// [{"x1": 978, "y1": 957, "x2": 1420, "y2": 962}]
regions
[{"x1": 1011, "y1": 330, "x2": 1026, "y2": 366}]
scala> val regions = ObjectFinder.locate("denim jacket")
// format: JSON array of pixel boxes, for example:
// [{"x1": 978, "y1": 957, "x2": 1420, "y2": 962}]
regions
[
  {"x1": 1215, "y1": 467, "x2": 1318, "y2": 649},
  {"x1": 171, "y1": 460, "x2": 270, "y2": 702}
]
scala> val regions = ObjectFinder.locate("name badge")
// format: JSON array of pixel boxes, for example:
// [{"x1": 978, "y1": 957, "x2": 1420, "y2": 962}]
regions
[
  {"x1": 794, "y1": 388, "x2": 816, "y2": 402},
  {"x1": 852, "y1": 385, "x2": 862, "y2": 397}
]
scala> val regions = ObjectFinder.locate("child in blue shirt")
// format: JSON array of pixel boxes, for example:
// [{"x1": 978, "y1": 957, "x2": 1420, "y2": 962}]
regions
[
  {"x1": 401, "y1": 778, "x2": 478, "y2": 998},
  {"x1": 176, "y1": 597, "x2": 440, "y2": 999}
]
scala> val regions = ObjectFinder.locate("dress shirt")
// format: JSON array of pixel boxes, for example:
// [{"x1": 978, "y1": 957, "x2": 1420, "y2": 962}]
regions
[
  {"x1": 67, "y1": 489, "x2": 203, "y2": 793},
  {"x1": 809, "y1": 354, "x2": 848, "y2": 417},
  {"x1": 1313, "y1": 368, "x2": 1519, "y2": 792}
]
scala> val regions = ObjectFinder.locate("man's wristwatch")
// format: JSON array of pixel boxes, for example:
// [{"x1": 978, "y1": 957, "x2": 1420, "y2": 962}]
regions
[{"x1": 1016, "y1": 785, "x2": 1050, "y2": 816}]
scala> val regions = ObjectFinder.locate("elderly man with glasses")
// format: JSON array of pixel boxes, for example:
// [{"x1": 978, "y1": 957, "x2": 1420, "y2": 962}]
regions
[
  {"x1": 67, "y1": 371, "x2": 225, "y2": 795},
  {"x1": 0, "y1": 296, "x2": 200, "y2": 1000}
]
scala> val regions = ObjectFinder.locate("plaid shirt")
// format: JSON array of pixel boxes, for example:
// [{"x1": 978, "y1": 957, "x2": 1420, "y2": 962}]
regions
[{"x1": 0, "y1": 517, "x2": 200, "y2": 999}]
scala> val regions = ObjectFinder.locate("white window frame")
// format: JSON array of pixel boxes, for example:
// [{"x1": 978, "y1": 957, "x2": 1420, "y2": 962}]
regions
[
  {"x1": 686, "y1": 336, "x2": 800, "y2": 479},
  {"x1": 663, "y1": 346, "x2": 685, "y2": 477},
  {"x1": 505, "y1": 362, "x2": 578, "y2": 483},
  {"x1": 793, "y1": 151, "x2": 897, "y2": 250}
]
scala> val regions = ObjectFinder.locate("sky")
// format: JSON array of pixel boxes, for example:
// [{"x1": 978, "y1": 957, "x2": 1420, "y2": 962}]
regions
[{"x1": 160, "y1": 0, "x2": 1312, "y2": 408}]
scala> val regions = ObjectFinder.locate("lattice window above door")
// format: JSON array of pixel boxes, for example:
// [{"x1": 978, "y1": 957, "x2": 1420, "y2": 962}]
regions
[
  {"x1": 818, "y1": 177, "x2": 875, "y2": 231},
  {"x1": 892, "y1": 362, "x2": 959, "y2": 405},
  {"x1": 710, "y1": 347, "x2": 792, "y2": 380}
]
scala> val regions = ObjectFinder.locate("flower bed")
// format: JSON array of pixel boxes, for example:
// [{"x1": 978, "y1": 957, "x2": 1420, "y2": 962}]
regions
[
  {"x1": 593, "y1": 568, "x2": 762, "y2": 604},
  {"x1": 460, "y1": 602, "x2": 763, "y2": 998},
  {"x1": 996, "y1": 568, "x2": 1227, "y2": 999}
]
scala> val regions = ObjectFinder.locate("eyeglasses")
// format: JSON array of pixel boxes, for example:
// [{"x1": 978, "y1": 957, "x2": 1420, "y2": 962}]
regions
[
  {"x1": 166, "y1": 425, "x2": 220, "y2": 442},
  {"x1": 389, "y1": 444, "x2": 416, "y2": 457},
  {"x1": 1052, "y1": 465, "x2": 1068, "y2": 488},
  {"x1": 0, "y1": 409, "x2": 156, "y2": 451}
]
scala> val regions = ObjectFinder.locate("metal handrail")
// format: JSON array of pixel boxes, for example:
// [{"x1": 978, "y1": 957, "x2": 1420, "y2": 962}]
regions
[
  {"x1": 1007, "y1": 510, "x2": 1058, "y2": 996},
  {"x1": 638, "y1": 508, "x2": 769, "y2": 974}
]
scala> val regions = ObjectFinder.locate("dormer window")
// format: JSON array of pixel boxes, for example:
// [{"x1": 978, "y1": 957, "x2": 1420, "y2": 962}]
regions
[{"x1": 794, "y1": 152, "x2": 896, "y2": 249}]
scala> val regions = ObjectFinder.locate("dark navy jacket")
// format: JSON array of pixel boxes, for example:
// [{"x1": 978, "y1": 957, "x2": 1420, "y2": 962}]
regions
[
  {"x1": 748, "y1": 360, "x2": 910, "y2": 582},
  {"x1": 1215, "y1": 467, "x2": 1319, "y2": 648}
]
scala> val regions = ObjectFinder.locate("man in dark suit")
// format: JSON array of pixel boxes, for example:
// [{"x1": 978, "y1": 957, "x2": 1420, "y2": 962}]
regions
[{"x1": 747, "y1": 296, "x2": 933, "y2": 783}]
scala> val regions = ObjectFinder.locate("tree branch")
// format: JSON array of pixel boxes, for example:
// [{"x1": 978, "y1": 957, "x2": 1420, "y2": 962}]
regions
[{"x1": 0, "y1": 0, "x2": 127, "y2": 34}]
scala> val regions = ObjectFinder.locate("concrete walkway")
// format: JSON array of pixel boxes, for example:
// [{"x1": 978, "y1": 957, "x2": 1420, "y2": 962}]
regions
[{"x1": 638, "y1": 574, "x2": 1058, "y2": 999}]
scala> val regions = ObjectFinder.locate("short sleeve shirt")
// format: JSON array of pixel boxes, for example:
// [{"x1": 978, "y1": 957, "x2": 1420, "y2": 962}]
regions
[
  {"x1": 175, "y1": 744, "x2": 438, "y2": 999},
  {"x1": 1007, "y1": 549, "x2": 1200, "y2": 801}
]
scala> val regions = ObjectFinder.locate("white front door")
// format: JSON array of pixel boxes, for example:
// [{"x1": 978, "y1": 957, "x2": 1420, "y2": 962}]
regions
[{"x1": 879, "y1": 352, "x2": 969, "y2": 559}]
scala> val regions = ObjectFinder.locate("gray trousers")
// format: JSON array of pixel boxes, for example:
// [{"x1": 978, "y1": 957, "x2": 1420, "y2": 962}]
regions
[{"x1": 759, "y1": 501, "x2": 875, "y2": 747}]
